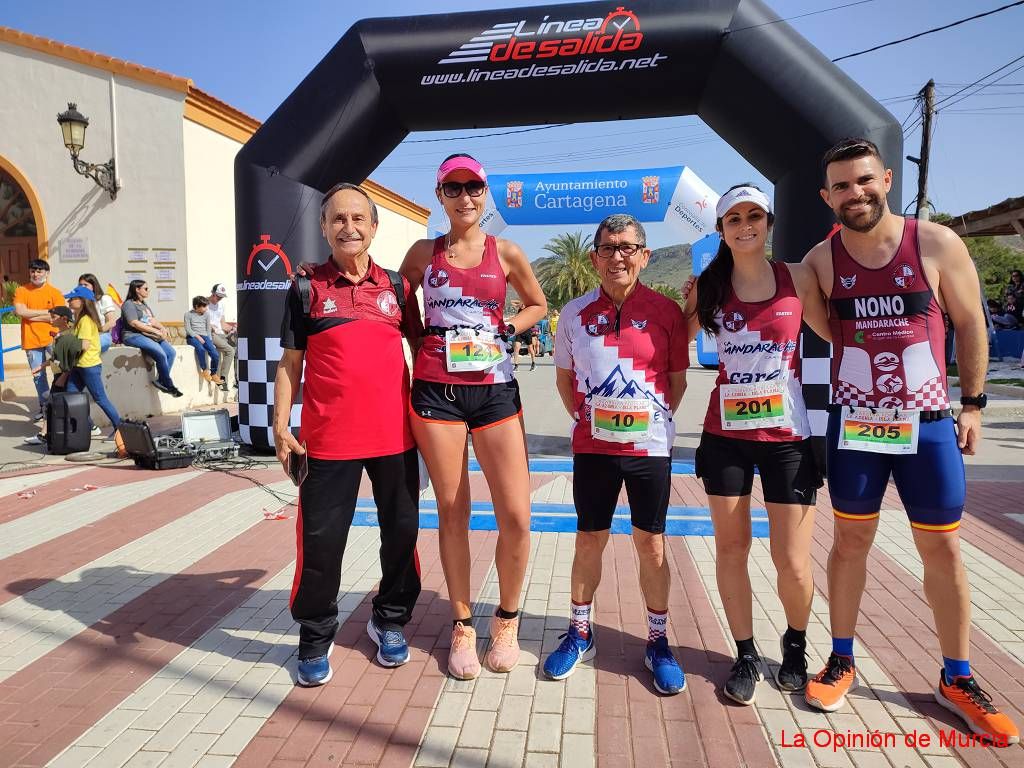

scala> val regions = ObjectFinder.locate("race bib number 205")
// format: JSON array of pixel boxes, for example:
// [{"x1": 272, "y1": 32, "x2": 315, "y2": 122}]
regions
[{"x1": 839, "y1": 406, "x2": 920, "y2": 455}]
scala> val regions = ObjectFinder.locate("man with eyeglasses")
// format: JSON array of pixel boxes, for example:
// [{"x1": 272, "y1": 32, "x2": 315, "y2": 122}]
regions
[
  {"x1": 13, "y1": 259, "x2": 67, "y2": 421},
  {"x1": 544, "y1": 213, "x2": 690, "y2": 695}
]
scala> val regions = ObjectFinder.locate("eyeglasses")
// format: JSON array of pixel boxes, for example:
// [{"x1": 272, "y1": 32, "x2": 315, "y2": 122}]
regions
[
  {"x1": 440, "y1": 181, "x2": 487, "y2": 199},
  {"x1": 594, "y1": 242, "x2": 644, "y2": 258}
]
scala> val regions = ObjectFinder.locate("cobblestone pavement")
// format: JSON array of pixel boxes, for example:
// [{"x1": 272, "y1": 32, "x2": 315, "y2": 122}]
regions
[{"x1": 0, "y1": 457, "x2": 1022, "y2": 768}]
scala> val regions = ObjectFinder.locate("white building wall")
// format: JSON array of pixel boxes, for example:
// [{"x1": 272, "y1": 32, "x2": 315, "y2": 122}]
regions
[
  {"x1": 182, "y1": 119, "x2": 241, "y2": 321},
  {"x1": 371, "y1": 205, "x2": 427, "y2": 272},
  {"x1": 0, "y1": 43, "x2": 188, "y2": 319}
]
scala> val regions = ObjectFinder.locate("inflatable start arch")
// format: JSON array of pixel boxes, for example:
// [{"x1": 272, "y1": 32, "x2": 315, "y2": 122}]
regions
[{"x1": 235, "y1": 0, "x2": 902, "y2": 449}]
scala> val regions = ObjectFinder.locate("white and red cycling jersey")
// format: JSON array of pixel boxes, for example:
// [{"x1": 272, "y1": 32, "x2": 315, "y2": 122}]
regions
[{"x1": 555, "y1": 283, "x2": 688, "y2": 457}]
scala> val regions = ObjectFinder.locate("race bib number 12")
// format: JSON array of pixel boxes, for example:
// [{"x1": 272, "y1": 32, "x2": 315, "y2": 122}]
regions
[
  {"x1": 839, "y1": 406, "x2": 920, "y2": 454},
  {"x1": 444, "y1": 329, "x2": 506, "y2": 372}
]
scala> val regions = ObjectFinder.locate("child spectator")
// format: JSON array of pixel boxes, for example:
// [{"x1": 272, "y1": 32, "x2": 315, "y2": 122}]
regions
[
  {"x1": 64, "y1": 285, "x2": 121, "y2": 438},
  {"x1": 23, "y1": 306, "x2": 80, "y2": 445},
  {"x1": 184, "y1": 295, "x2": 225, "y2": 387},
  {"x1": 77, "y1": 273, "x2": 119, "y2": 353}
]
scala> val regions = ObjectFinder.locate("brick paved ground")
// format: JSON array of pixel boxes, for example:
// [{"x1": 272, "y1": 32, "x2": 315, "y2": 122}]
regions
[{"x1": 0, "y1": 460, "x2": 1022, "y2": 767}]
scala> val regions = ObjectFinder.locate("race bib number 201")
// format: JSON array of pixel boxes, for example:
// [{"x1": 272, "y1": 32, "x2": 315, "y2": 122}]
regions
[
  {"x1": 719, "y1": 381, "x2": 791, "y2": 431},
  {"x1": 839, "y1": 406, "x2": 920, "y2": 455}
]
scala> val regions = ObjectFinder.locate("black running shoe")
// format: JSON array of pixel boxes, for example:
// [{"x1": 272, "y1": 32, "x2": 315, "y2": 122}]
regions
[
  {"x1": 724, "y1": 653, "x2": 763, "y2": 705},
  {"x1": 777, "y1": 635, "x2": 809, "y2": 692}
]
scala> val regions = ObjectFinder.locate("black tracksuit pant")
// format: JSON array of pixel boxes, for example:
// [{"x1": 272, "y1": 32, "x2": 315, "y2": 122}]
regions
[{"x1": 290, "y1": 447, "x2": 421, "y2": 659}]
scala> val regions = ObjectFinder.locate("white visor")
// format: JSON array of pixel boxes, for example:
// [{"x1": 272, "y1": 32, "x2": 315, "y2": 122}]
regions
[{"x1": 715, "y1": 186, "x2": 772, "y2": 220}]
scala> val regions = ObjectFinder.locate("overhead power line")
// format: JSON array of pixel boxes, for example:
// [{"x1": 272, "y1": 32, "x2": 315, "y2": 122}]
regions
[
  {"x1": 727, "y1": 0, "x2": 875, "y2": 33},
  {"x1": 831, "y1": 0, "x2": 1024, "y2": 62}
]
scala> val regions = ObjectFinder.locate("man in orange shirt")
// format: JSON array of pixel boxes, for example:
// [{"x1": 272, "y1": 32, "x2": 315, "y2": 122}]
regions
[{"x1": 13, "y1": 260, "x2": 66, "y2": 421}]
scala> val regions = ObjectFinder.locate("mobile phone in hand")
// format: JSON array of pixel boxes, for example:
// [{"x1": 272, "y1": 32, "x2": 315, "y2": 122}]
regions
[{"x1": 287, "y1": 444, "x2": 308, "y2": 486}]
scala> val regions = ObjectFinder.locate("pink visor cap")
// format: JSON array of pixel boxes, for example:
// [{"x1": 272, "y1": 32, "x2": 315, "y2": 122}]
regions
[{"x1": 436, "y1": 156, "x2": 487, "y2": 185}]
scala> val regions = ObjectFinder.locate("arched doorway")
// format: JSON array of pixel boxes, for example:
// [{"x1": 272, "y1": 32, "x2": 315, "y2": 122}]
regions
[{"x1": 0, "y1": 157, "x2": 48, "y2": 287}]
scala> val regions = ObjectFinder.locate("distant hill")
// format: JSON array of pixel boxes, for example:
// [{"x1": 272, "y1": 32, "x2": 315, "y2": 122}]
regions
[{"x1": 527, "y1": 243, "x2": 694, "y2": 297}]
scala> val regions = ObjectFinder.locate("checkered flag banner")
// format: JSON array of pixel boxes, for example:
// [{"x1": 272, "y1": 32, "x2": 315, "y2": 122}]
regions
[{"x1": 238, "y1": 335, "x2": 301, "y2": 451}]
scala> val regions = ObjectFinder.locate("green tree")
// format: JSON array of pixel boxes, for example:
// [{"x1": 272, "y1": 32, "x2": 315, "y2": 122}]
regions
[
  {"x1": 648, "y1": 282, "x2": 684, "y2": 307},
  {"x1": 934, "y1": 213, "x2": 1022, "y2": 301},
  {"x1": 535, "y1": 231, "x2": 598, "y2": 309}
]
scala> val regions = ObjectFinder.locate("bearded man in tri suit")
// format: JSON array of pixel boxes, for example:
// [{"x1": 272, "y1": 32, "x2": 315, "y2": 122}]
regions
[{"x1": 800, "y1": 138, "x2": 1018, "y2": 745}]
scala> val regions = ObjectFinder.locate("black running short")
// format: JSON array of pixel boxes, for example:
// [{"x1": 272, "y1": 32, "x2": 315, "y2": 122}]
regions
[
  {"x1": 573, "y1": 453, "x2": 672, "y2": 534},
  {"x1": 695, "y1": 432, "x2": 822, "y2": 505},
  {"x1": 515, "y1": 332, "x2": 533, "y2": 345},
  {"x1": 411, "y1": 379, "x2": 522, "y2": 432}
]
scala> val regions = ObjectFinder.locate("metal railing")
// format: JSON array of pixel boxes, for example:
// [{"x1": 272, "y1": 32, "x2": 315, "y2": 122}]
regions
[{"x1": 0, "y1": 306, "x2": 23, "y2": 382}]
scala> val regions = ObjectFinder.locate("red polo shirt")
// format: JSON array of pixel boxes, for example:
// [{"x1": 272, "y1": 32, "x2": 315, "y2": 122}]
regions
[{"x1": 280, "y1": 256, "x2": 415, "y2": 460}]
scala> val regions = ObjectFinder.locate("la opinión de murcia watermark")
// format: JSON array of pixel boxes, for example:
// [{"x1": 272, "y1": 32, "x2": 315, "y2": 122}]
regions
[{"x1": 781, "y1": 729, "x2": 1010, "y2": 751}]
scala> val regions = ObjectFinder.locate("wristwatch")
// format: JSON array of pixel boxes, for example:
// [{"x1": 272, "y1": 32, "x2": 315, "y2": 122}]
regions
[{"x1": 960, "y1": 393, "x2": 987, "y2": 409}]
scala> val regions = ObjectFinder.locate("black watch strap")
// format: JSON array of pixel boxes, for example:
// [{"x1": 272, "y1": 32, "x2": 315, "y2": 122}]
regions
[{"x1": 960, "y1": 393, "x2": 987, "y2": 408}]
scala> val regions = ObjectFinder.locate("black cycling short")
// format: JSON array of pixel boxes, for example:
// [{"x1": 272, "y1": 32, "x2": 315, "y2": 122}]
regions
[
  {"x1": 695, "y1": 431, "x2": 822, "y2": 505},
  {"x1": 411, "y1": 379, "x2": 522, "y2": 432},
  {"x1": 573, "y1": 453, "x2": 672, "y2": 534},
  {"x1": 515, "y1": 332, "x2": 533, "y2": 345}
]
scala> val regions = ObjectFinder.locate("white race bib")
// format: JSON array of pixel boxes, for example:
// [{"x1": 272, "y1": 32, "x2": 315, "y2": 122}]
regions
[
  {"x1": 838, "y1": 406, "x2": 920, "y2": 454},
  {"x1": 444, "y1": 329, "x2": 506, "y2": 372},
  {"x1": 719, "y1": 381, "x2": 791, "y2": 431},
  {"x1": 590, "y1": 396, "x2": 652, "y2": 443}
]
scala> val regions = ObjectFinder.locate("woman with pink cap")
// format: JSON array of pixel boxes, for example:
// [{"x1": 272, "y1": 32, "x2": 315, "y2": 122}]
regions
[{"x1": 401, "y1": 153, "x2": 547, "y2": 679}]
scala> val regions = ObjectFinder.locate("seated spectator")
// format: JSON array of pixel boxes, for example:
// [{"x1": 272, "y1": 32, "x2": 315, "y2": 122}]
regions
[
  {"x1": 23, "y1": 306, "x2": 80, "y2": 445},
  {"x1": 121, "y1": 279, "x2": 183, "y2": 397},
  {"x1": 78, "y1": 273, "x2": 119, "y2": 353},
  {"x1": 1007, "y1": 270, "x2": 1024, "y2": 303},
  {"x1": 184, "y1": 295, "x2": 225, "y2": 388},
  {"x1": 987, "y1": 298, "x2": 1003, "y2": 316},
  {"x1": 993, "y1": 295, "x2": 1022, "y2": 329},
  {"x1": 65, "y1": 285, "x2": 121, "y2": 438},
  {"x1": 207, "y1": 283, "x2": 237, "y2": 388}
]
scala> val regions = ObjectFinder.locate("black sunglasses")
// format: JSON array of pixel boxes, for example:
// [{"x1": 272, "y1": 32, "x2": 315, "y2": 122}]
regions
[{"x1": 440, "y1": 181, "x2": 487, "y2": 199}]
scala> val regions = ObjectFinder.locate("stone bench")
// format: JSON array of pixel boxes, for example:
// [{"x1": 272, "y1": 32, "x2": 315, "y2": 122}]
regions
[{"x1": 1, "y1": 343, "x2": 235, "y2": 428}]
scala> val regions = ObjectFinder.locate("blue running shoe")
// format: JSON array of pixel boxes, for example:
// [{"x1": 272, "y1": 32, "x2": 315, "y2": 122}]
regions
[
  {"x1": 645, "y1": 636, "x2": 685, "y2": 695},
  {"x1": 543, "y1": 626, "x2": 596, "y2": 680},
  {"x1": 296, "y1": 642, "x2": 334, "y2": 687},
  {"x1": 367, "y1": 618, "x2": 410, "y2": 667}
]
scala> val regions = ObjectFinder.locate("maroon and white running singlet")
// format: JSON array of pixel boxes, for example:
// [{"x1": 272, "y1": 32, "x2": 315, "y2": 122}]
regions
[
  {"x1": 414, "y1": 234, "x2": 513, "y2": 384},
  {"x1": 828, "y1": 217, "x2": 949, "y2": 411},
  {"x1": 554, "y1": 284, "x2": 688, "y2": 457},
  {"x1": 703, "y1": 261, "x2": 810, "y2": 441}
]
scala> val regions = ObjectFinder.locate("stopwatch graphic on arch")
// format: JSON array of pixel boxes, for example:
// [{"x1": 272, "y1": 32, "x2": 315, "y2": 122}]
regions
[
  {"x1": 246, "y1": 234, "x2": 293, "y2": 277},
  {"x1": 601, "y1": 6, "x2": 641, "y2": 33}
]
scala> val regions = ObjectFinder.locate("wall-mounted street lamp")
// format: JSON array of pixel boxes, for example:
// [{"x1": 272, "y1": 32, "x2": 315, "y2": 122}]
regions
[{"x1": 56, "y1": 103, "x2": 118, "y2": 200}]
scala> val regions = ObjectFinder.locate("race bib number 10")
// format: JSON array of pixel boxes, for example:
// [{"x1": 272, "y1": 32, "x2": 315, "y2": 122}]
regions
[
  {"x1": 591, "y1": 396, "x2": 652, "y2": 443},
  {"x1": 445, "y1": 329, "x2": 506, "y2": 372},
  {"x1": 719, "y1": 381, "x2": 791, "y2": 431},
  {"x1": 839, "y1": 406, "x2": 920, "y2": 454}
]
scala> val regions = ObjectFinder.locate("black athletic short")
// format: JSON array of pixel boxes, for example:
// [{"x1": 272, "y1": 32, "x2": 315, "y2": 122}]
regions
[
  {"x1": 695, "y1": 431, "x2": 822, "y2": 505},
  {"x1": 573, "y1": 453, "x2": 672, "y2": 534},
  {"x1": 515, "y1": 332, "x2": 533, "y2": 345},
  {"x1": 411, "y1": 379, "x2": 522, "y2": 432}
]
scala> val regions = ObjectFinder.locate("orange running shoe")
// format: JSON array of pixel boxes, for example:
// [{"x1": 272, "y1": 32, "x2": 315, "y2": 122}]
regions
[
  {"x1": 484, "y1": 614, "x2": 520, "y2": 673},
  {"x1": 935, "y1": 672, "x2": 1020, "y2": 745},
  {"x1": 804, "y1": 652, "x2": 856, "y2": 712},
  {"x1": 447, "y1": 622, "x2": 481, "y2": 680}
]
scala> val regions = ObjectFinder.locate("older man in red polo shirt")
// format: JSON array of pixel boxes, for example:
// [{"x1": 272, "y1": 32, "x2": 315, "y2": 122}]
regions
[{"x1": 274, "y1": 182, "x2": 421, "y2": 687}]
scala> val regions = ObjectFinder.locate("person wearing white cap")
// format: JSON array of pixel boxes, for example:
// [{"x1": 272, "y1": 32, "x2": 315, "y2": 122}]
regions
[
  {"x1": 683, "y1": 183, "x2": 830, "y2": 706},
  {"x1": 207, "y1": 283, "x2": 237, "y2": 390},
  {"x1": 400, "y1": 153, "x2": 547, "y2": 679}
]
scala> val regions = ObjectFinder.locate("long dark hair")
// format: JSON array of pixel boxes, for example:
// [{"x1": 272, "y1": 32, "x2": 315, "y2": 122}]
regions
[
  {"x1": 126, "y1": 279, "x2": 147, "y2": 302},
  {"x1": 696, "y1": 183, "x2": 774, "y2": 335},
  {"x1": 72, "y1": 297, "x2": 102, "y2": 329},
  {"x1": 78, "y1": 273, "x2": 106, "y2": 300}
]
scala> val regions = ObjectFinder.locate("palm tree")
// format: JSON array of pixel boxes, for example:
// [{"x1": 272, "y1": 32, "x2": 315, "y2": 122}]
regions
[{"x1": 535, "y1": 231, "x2": 598, "y2": 309}]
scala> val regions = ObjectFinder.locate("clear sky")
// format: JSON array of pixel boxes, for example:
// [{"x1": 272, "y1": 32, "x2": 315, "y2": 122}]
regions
[{"x1": 4, "y1": 0, "x2": 1023, "y2": 258}]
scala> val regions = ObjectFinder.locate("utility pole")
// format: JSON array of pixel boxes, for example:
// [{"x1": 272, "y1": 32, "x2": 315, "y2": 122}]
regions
[{"x1": 909, "y1": 79, "x2": 935, "y2": 221}]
